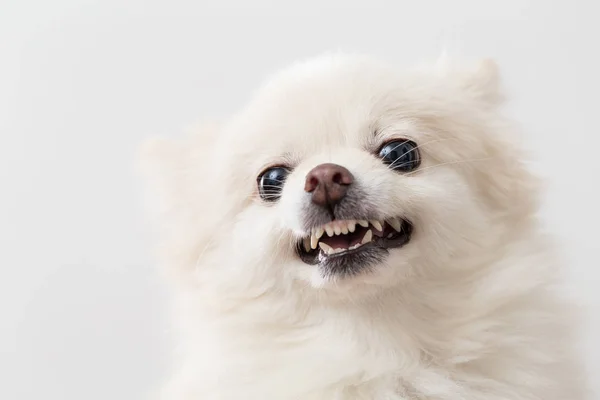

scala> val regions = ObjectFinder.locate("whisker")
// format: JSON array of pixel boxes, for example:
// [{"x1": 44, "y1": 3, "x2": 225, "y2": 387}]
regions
[
  {"x1": 343, "y1": 137, "x2": 457, "y2": 177},
  {"x1": 386, "y1": 138, "x2": 454, "y2": 170},
  {"x1": 246, "y1": 138, "x2": 474, "y2": 203},
  {"x1": 404, "y1": 157, "x2": 493, "y2": 176}
]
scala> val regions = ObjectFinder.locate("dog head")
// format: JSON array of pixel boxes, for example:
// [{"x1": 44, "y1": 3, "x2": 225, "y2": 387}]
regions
[{"x1": 141, "y1": 54, "x2": 538, "y2": 300}]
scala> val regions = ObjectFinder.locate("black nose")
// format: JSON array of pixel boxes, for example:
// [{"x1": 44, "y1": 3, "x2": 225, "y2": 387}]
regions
[{"x1": 304, "y1": 163, "x2": 354, "y2": 207}]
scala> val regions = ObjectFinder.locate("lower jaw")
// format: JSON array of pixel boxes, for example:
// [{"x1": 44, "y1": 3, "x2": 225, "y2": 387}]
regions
[{"x1": 316, "y1": 244, "x2": 389, "y2": 278}]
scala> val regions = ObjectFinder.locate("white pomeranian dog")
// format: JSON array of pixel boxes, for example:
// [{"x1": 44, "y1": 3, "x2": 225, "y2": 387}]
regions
[{"x1": 140, "y1": 54, "x2": 587, "y2": 399}]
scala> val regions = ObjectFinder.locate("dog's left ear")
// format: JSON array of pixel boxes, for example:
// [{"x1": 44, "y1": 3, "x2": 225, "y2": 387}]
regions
[{"x1": 462, "y1": 59, "x2": 503, "y2": 106}]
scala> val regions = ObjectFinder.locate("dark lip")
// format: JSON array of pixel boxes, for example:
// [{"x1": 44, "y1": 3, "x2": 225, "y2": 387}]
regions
[{"x1": 296, "y1": 219, "x2": 413, "y2": 271}]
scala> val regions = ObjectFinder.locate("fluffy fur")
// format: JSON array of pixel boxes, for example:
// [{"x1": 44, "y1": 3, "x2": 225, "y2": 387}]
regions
[{"x1": 140, "y1": 54, "x2": 586, "y2": 399}]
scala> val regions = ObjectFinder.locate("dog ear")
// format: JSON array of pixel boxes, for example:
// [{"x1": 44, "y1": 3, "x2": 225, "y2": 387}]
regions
[
  {"x1": 137, "y1": 122, "x2": 224, "y2": 282},
  {"x1": 435, "y1": 56, "x2": 504, "y2": 106},
  {"x1": 462, "y1": 59, "x2": 504, "y2": 106},
  {"x1": 137, "y1": 121, "x2": 220, "y2": 216},
  {"x1": 137, "y1": 134, "x2": 189, "y2": 223}
]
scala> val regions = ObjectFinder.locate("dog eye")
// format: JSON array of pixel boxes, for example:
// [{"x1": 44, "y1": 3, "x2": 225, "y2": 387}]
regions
[
  {"x1": 257, "y1": 167, "x2": 290, "y2": 202},
  {"x1": 378, "y1": 140, "x2": 420, "y2": 172}
]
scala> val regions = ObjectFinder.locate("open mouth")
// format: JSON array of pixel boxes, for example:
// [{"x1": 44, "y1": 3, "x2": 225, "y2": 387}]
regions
[{"x1": 297, "y1": 217, "x2": 413, "y2": 269}]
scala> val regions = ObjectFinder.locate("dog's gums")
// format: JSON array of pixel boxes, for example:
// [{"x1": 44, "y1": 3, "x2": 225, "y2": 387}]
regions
[{"x1": 297, "y1": 218, "x2": 413, "y2": 272}]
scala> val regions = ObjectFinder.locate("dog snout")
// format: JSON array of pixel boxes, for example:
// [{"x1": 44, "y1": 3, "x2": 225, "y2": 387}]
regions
[{"x1": 304, "y1": 163, "x2": 354, "y2": 207}]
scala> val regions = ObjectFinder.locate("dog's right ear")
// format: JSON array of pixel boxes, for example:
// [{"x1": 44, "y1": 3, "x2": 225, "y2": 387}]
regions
[
  {"x1": 137, "y1": 121, "x2": 220, "y2": 219},
  {"x1": 137, "y1": 134, "x2": 188, "y2": 223},
  {"x1": 137, "y1": 122, "x2": 223, "y2": 282}
]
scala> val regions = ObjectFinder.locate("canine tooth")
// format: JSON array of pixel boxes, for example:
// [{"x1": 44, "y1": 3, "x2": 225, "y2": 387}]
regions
[
  {"x1": 325, "y1": 225, "x2": 334, "y2": 237},
  {"x1": 334, "y1": 225, "x2": 342, "y2": 235},
  {"x1": 358, "y1": 220, "x2": 369, "y2": 228},
  {"x1": 388, "y1": 218, "x2": 402, "y2": 232},
  {"x1": 303, "y1": 238, "x2": 311, "y2": 252},
  {"x1": 370, "y1": 220, "x2": 383, "y2": 232},
  {"x1": 348, "y1": 220, "x2": 356, "y2": 233},
  {"x1": 318, "y1": 242, "x2": 333, "y2": 255},
  {"x1": 315, "y1": 227, "x2": 325, "y2": 239},
  {"x1": 361, "y1": 229, "x2": 373, "y2": 244},
  {"x1": 310, "y1": 234, "x2": 318, "y2": 250}
]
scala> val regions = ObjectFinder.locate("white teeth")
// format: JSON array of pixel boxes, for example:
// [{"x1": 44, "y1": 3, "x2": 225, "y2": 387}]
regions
[
  {"x1": 361, "y1": 229, "x2": 373, "y2": 244},
  {"x1": 310, "y1": 234, "x2": 318, "y2": 250},
  {"x1": 370, "y1": 220, "x2": 383, "y2": 232},
  {"x1": 319, "y1": 241, "x2": 349, "y2": 256},
  {"x1": 318, "y1": 242, "x2": 333, "y2": 254},
  {"x1": 315, "y1": 227, "x2": 325, "y2": 239},
  {"x1": 303, "y1": 238, "x2": 311, "y2": 252},
  {"x1": 306, "y1": 218, "x2": 399, "y2": 254},
  {"x1": 388, "y1": 218, "x2": 402, "y2": 232},
  {"x1": 325, "y1": 225, "x2": 334, "y2": 237},
  {"x1": 348, "y1": 220, "x2": 356, "y2": 233}
]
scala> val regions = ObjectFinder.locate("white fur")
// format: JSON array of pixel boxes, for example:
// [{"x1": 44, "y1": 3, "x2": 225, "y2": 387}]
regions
[{"x1": 140, "y1": 54, "x2": 587, "y2": 399}]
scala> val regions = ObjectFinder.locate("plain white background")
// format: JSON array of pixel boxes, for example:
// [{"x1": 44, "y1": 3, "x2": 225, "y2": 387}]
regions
[{"x1": 1, "y1": 1, "x2": 598, "y2": 399}]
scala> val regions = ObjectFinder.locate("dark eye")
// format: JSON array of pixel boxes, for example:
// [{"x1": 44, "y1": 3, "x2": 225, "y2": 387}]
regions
[
  {"x1": 257, "y1": 167, "x2": 290, "y2": 202},
  {"x1": 378, "y1": 140, "x2": 421, "y2": 172}
]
